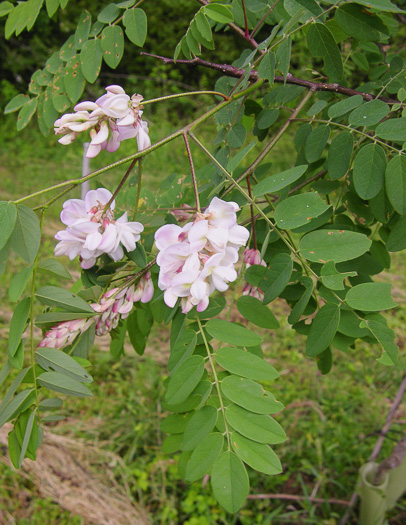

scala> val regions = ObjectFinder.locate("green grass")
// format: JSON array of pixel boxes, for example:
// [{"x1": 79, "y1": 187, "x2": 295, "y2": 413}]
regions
[{"x1": 1, "y1": 102, "x2": 406, "y2": 524}]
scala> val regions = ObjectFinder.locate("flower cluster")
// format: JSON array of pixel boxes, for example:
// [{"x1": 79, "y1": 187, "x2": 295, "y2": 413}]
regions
[
  {"x1": 38, "y1": 318, "x2": 93, "y2": 349},
  {"x1": 242, "y1": 248, "x2": 266, "y2": 301},
  {"x1": 54, "y1": 85, "x2": 151, "y2": 158},
  {"x1": 91, "y1": 274, "x2": 154, "y2": 336},
  {"x1": 155, "y1": 197, "x2": 249, "y2": 313},
  {"x1": 55, "y1": 188, "x2": 144, "y2": 269},
  {"x1": 38, "y1": 273, "x2": 154, "y2": 348}
]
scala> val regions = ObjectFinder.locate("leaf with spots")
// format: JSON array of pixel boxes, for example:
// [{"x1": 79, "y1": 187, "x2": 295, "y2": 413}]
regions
[
  {"x1": 101, "y1": 26, "x2": 124, "y2": 69},
  {"x1": 80, "y1": 39, "x2": 102, "y2": 83},
  {"x1": 64, "y1": 55, "x2": 86, "y2": 104}
]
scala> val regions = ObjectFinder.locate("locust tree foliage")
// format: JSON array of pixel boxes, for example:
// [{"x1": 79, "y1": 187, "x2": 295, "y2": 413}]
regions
[{"x1": 1, "y1": 0, "x2": 406, "y2": 513}]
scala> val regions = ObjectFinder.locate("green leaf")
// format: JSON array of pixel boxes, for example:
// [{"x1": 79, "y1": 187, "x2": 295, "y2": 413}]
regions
[
  {"x1": 348, "y1": 100, "x2": 390, "y2": 127},
  {"x1": 42, "y1": 87, "x2": 58, "y2": 129},
  {"x1": 227, "y1": 141, "x2": 257, "y2": 173},
  {"x1": 0, "y1": 361, "x2": 12, "y2": 389},
  {"x1": 195, "y1": 11, "x2": 212, "y2": 41},
  {"x1": 46, "y1": 0, "x2": 59, "y2": 17},
  {"x1": 259, "y1": 253, "x2": 293, "y2": 304},
  {"x1": 287, "y1": 276, "x2": 314, "y2": 324},
  {"x1": 236, "y1": 296, "x2": 279, "y2": 329},
  {"x1": 221, "y1": 375, "x2": 280, "y2": 414},
  {"x1": 64, "y1": 55, "x2": 85, "y2": 104},
  {"x1": 38, "y1": 398, "x2": 63, "y2": 410},
  {"x1": 275, "y1": 192, "x2": 330, "y2": 230},
  {"x1": 253, "y1": 165, "x2": 308, "y2": 197},
  {"x1": 306, "y1": 303, "x2": 340, "y2": 357},
  {"x1": 0, "y1": 1, "x2": 13, "y2": 17},
  {"x1": 123, "y1": 8, "x2": 147, "y2": 47},
  {"x1": 8, "y1": 297, "x2": 30, "y2": 358},
  {"x1": 387, "y1": 216, "x2": 406, "y2": 252},
  {"x1": 328, "y1": 95, "x2": 364, "y2": 119},
  {"x1": 353, "y1": 143, "x2": 386, "y2": 200},
  {"x1": 52, "y1": 71, "x2": 72, "y2": 113},
  {"x1": 345, "y1": 282, "x2": 396, "y2": 311},
  {"x1": 36, "y1": 285, "x2": 95, "y2": 314},
  {"x1": 376, "y1": 117, "x2": 406, "y2": 142},
  {"x1": 80, "y1": 39, "x2": 102, "y2": 83},
  {"x1": 327, "y1": 132, "x2": 354, "y2": 180},
  {"x1": 362, "y1": 314, "x2": 398, "y2": 364},
  {"x1": 338, "y1": 309, "x2": 370, "y2": 338},
  {"x1": 16, "y1": 98, "x2": 38, "y2": 131},
  {"x1": 35, "y1": 311, "x2": 94, "y2": 330},
  {"x1": 305, "y1": 125, "x2": 330, "y2": 163},
  {"x1": 354, "y1": 0, "x2": 405, "y2": 12},
  {"x1": 307, "y1": 23, "x2": 343, "y2": 82},
  {"x1": 300, "y1": 230, "x2": 372, "y2": 263},
  {"x1": 204, "y1": 3, "x2": 233, "y2": 23},
  {"x1": 74, "y1": 9, "x2": 92, "y2": 50},
  {"x1": 335, "y1": 4, "x2": 389, "y2": 41},
  {"x1": 227, "y1": 124, "x2": 246, "y2": 148},
  {"x1": 37, "y1": 371, "x2": 93, "y2": 397},
  {"x1": 211, "y1": 452, "x2": 249, "y2": 513},
  {"x1": 165, "y1": 355, "x2": 205, "y2": 405},
  {"x1": 275, "y1": 36, "x2": 291, "y2": 80},
  {"x1": 231, "y1": 433, "x2": 282, "y2": 475},
  {"x1": 257, "y1": 51, "x2": 275, "y2": 84},
  {"x1": 101, "y1": 25, "x2": 124, "y2": 69},
  {"x1": 317, "y1": 347, "x2": 333, "y2": 375},
  {"x1": 226, "y1": 404, "x2": 286, "y2": 444},
  {"x1": 8, "y1": 430, "x2": 21, "y2": 469},
  {"x1": 9, "y1": 205, "x2": 40, "y2": 264},
  {"x1": 37, "y1": 258, "x2": 71, "y2": 280},
  {"x1": 36, "y1": 348, "x2": 93, "y2": 383},
  {"x1": 168, "y1": 330, "x2": 197, "y2": 372},
  {"x1": 4, "y1": 94, "x2": 30, "y2": 114},
  {"x1": 9, "y1": 265, "x2": 33, "y2": 302},
  {"x1": 98, "y1": 3, "x2": 120, "y2": 23},
  {"x1": 160, "y1": 412, "x2": 193, "y2": 434},
  {"x1": 182, "y1": 405, "x2": 218, "y2": 451},
  {"x1": 18, "y1": 409, "x2": 36, "y2": 467},
  {"x1": 205, "y1": 319, "x2": 262, "y2": 347},
  {"x1": 385, "y1": 155, "x2": 406, "y2": 214},
  {"x1": 185, "y1": 432, "x2": 224, "y2": 482},
  {"x1": 0, "y1": 202, "x2": 17, "y2": 251},
  {"x1": 215, "y1": 347, "x2": 278, "y2": 381},
  {"x1": 321, "y1": 261, "x2": 357, "y2": 290},
  {"x1": 256, "y1": 108, "x2": 279, "y2": 130},
  {"x1": 0, "y1": 389, "x2": 35, "y2": 428},
  {"x1": 25, "y1": 0, "x2": 43, "y2": 31}
]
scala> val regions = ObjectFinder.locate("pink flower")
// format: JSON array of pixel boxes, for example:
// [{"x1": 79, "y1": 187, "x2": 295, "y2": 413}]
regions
[
  {"x1": 242, "y1": 248, "x2": 266, "y2": 301},
  {"x1": 54, "y1": 85, "x2": 151, "y2": 158},
  {"x1": 38, "y1": 318, "x2": 93, "y2": 349},
  {"x1": 155, "y1": 197, "x2": 249, "y2": 313},
  {"x1": 55, "y1": 189, "x2": 144, "y2": 269}
]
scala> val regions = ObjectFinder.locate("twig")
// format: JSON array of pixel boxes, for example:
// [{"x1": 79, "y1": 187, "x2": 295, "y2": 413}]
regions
[
  {"x1": 340, "y1": 374, "x2": 406, "y2": 525},
  {"x1": 374, "y1": 435, "x2": 406, "y2": 485},
  {"x1": 247, "y1": 493, "x2": 350, "y2": 506},
  {"x1": 141, "y1": 53, "x2": 400, "y2": 104},
  {"x1": 250, "y1": 0, "x2": 280, "y2": 39},
  {"x1": 104, "y1": 157, "x2": 139, "y2": 212},
  {"x1": 288, "y1": 169, "x2": 327, "y2": 194},
  {"x1": 184, "y1": 132, "x2": 200, "y2": 212}
]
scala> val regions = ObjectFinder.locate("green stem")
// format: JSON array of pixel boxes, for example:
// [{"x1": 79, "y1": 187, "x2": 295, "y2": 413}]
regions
[
  {"x1": 184, "y1": 132, "x2": 201, "y2": 212},
  {"x1": 30, "y1": 210, "x2": 46, "y2": 422},
  {"x1": 196, "y1": 315, "x2": 231, "y2": 450},
  {"x1": 142, "y1": 90, "x2": 230, "y2": 105},
  {"x1": 13, "y1": 81, "x2": 264, "y2": 207},
  {"x1": 132, "y1": 158, "x2": 144, "y2": 220}
]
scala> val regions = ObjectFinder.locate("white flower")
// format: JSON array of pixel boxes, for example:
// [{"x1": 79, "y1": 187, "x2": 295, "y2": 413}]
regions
[
  {"x1": 155, "y1": 197, "x2": 249, "y2": 313},
  {"x1": 54, "y1": 85, "x2": 151, "y2": 158},
  {"x1": 55, "y1": 188, "x2": 144, "y2": 269}
]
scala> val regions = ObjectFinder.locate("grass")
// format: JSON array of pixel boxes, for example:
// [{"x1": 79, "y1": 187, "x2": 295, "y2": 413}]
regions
[{"x1": 1, "y1": 98, "x2": 406, "y2": 524}]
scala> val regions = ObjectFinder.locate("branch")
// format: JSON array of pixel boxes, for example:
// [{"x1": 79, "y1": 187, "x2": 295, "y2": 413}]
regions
[
  {"x1": 247, "y1": 493, "x2": 350, "y2": 507},
  {"x1": 140, "y1": 52, "x2": 400, "y2": 104},
  {"x1": 340, "y1": 374, "x2": 406, "y2": 525},
  {"x1": 374, "y1": 435, "x2": 406, "y2": 485}
]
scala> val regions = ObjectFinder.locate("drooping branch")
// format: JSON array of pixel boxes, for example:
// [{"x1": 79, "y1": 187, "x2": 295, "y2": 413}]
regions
[{"x1": 140, "y1": 52, "x2": 400, "y2": 104}]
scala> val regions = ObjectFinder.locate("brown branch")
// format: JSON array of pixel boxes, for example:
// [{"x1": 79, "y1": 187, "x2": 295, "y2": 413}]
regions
[
  {"x1": 289, "y1": 169, "x2": 327, "y2": 194},
  {"x1": 247, "y1": 493, "x2": 350, "y2": 506},
  {"x1": 374, "y1": 435, "x2": 406, "y2": 485},
  {"x1": 340, "y1": 374, "x2": 406, "y2": 525},
  {"x1": 140, "y1": 52, "x2": 400, "y2": 104}
]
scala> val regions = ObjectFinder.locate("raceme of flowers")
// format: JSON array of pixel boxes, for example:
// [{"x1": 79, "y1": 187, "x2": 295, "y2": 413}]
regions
[
  {"x1": 155, "y1": 197, "x2": 250, "y2": 314},
  {"x1": 54, "y1": 85, "x2": 151, "y2": 158},
  {"x1": 54, "y1": 188, "x2": 144, "y2": 269},
  {"x1": 38, "y1": 273, "x2": 154, "y2": 349},
  {"x1": 242, "y1": 248, "x2": 266, "y2": 301}
]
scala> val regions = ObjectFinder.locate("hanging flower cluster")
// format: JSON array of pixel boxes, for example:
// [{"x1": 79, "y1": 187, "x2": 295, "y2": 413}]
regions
[
  {"x1": 91, "y1": 273, "x2": 154, "y2": 336},
  {"x1": 55, "y1": 188, "x2": 144, "y2": 269},
  {"x1": 54, "y1": 85, "x2": 151, "y2": 158},
  {"x1": 242, "y1": 248, "x2": 267, "y2": 301},
  {"x1": 38, "y1": 273, "x2": 154, "y2": 349},
  {"x1": 155, "y1": 197, "x2": 249, "y2": 313}
]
